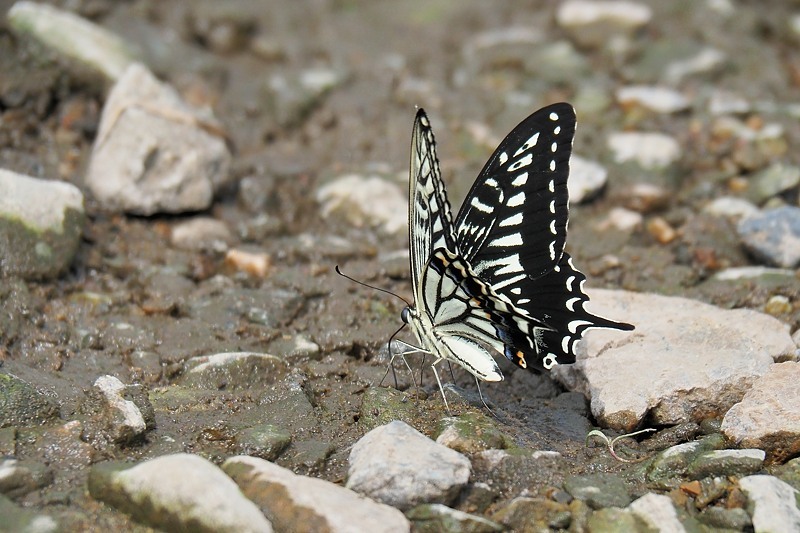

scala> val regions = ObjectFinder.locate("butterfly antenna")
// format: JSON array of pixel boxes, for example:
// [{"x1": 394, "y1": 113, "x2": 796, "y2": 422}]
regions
[{"x1": 335, "y1": 265, "x2": 411, "y2": 307}]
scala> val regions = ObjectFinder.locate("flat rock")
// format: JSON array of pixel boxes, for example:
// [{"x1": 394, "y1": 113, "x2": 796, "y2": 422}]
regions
[
  {"x1": 617, "y1": 85, "x2": 690, "y2": 114},
  {"x1": 7, "y1": 1, "x2": 137, "y2": 82},
  {"x1": 179, "y1": 352, "x2": 289, "y2": 390},
  {"x1": 88, "y1": 453, "x2": 272, "y2": 532},
  {"x1": 86, "y1": 63, "x2": 231, "y2": 215},
  {"x1": 687, "y1": 449, "x2": 766, "y2": 479},
  {"x1": 316, "y1": 174, "x2": 406, "y2": 235},
  {"x1": 607, "y1": 132, "x2": 681, "y2": 169},
  {"x1": 722, "y1": 362, "x2": 800, "y2": 463},
  {"x1": 739, "y1": 475, "x2": 800, "y2": 532},
  {"x1": 627, "y1": 493, "x2": 686, "y2": 532},
  {"x1": 554, "y1": 290, "x2": 796, "y2": 431},
  {"x1": 556, "y1": 1, "x2": 652, "y2": 49},
  {"x1": 346, "y1": 420, "x2": 471, "y2": 511},
  {"x1": 0, "y1": 372, "x2": 60, "y2": 428},
  {"x1": 737, "y1": 206, "x2": 800, "y2": 268},
  {"x1": 171, "y1": 217, "x2": 233, "y2": 253},
  {"x1": 0, "y1": 169, "x2": 84, "y2": 279},
  {"x1": 407, "y1": 503, "x2": 503, "y2": 533},
  {"x1": 223, "y1": 455, "x2": 409, "y2": 533},
  {"x1": 563, "y1": 473, "x2": 631, "y2": 509}
]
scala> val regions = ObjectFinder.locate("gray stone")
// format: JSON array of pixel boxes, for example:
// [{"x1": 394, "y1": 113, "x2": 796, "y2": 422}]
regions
[
  {"x1": 746, "y1": 164, "x2": 800, "y2": 205},
  {"x1": 687, "y1": 449, "x2": 765, "y2": 480},
  {"x1": 554, "y1": 290, "x2": 796, "y2": 431},
  {"x1": 171, "y1": 217, "x2": 234, "y2": 253},
  {"x1": 0, "y1": 458, "x2": 53, "y2": 499},
  {"x1": 346, "y1": 421, "x2": 471, "y2": 511},
  {"x1": 607, "y1": 132, "x2": 681, "y2": 169},
  {"x1": 739, "y1": 475, "x2": 800, "y2": 532},
  {"x1": 224, "y1": 455, "x2": 408, "y2": 533},
  {"x1": 737, "y1": 207, "x2": 800, "y2": 268},
  {"x1": 0, "y1": 493, "x2": 57, "y2": 533},
  {"x1": 703, "y1": 196, "x2": 760, "y2": 219},
  {"x1": 646, "y1": 441, "x2": 705, "y2": 488},
  {"x1": 7, "y1": 1, "x2": 137, "y2": 82},
  {"x1": 435, "y1": 412, "x2": 514, "y2": 454},
  {"x1": 471, "y1": 448, "x2": 563, "y2": 498},
  {"x1": 235, "y1": 424, "x2": 291, "y2": 461},
  {"x1": 0, "y1": 373, "x2": 60, "y2": 428},
  {"x1": 180, "y1": 352, "x2": 289, "y2": 390},
  {"x1": 82, "y1": 375, "x2": 149, "y2": 445},
  {"x1": 568, "y1": 155, "x2": 608, "y2": 204},
  {"x1": 585, "y1": 506, "x2": 642, "y2": 532},
  {"x1": 616, "y1": 85, "x2": 690, "y2": 114},
  {"x1": 0, "y1": 170, "x2": 84, "y2": 279},
  {"x1": 407, "y1": 503, "x2": 503, "y2": 533},
  {"x1": 697, "y1": 506, "x2": 752, "y2": 530},
  {"x1": 563, "y1": 473, "x2": 631, "y2": 509},
  {"x1": 316, "y1": 175, "x2": 406, "y2": 235},
  {"x1": 627, "y1": 493, "x2": 686, "y2": 533},
  {"x1": 490, "y1": 497, "x2": 572, "y2": 532},
  {"x1": 722, "y1": 362, "x2": 800, "y2": 463},
  {"x1": 664, "y1": 47, "x2": 727, "y2": 84},
  {"x1": 86, "y1": 63, "x2": 231, "y2": 215},
  {"x1": 264, "y1": 68, "x2": 345, "y2": 128},
  {"x1": 556, "y1": 1, "x2": 652, "y2": 49},
  {"x1": 88, "y1": 453, "x2": 272, "y2": 532}
]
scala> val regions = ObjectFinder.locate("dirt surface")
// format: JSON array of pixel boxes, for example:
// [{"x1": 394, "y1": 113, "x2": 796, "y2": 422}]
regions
[{"x1": 1, "y1": 0, "x2": 799, "y2": 528}]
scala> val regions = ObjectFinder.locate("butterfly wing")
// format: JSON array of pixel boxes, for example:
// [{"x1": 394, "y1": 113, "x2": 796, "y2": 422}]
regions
[{"x1": 453, "y1": 103, "x2": 633, "y2": 370}]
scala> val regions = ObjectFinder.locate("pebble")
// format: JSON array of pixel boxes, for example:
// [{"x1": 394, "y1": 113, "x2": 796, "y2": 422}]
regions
[
  {"x1": 470, "y1": 449, "x2": 563, "y2": 499},
  {"x1": 664, "y1": 47, "x2": 727, "y2": 84},
  {"x1": 7, "y1": 1, "x2": 137, "y2": 82},
  {"x1": 461, "y1": 27, "x2": 543, "y2": 74},
  {"x1": 607, "y1": 132, "x2": 681, "y2": 169},
  {"x1": 224, "y1": 455, "x2": 409, "y2": 532},
  {"x1": 491, "y1": 497, "x2": 571, "y2": 531},
  {"x1": 316, "y1": 174, "x2": 407, "y2": 235},
  {"x1": 567, "y1": 155, "x2": 608, "y2": 204},
  {"x1": 407, "y1": 503, "x2": 503, "y2": 533},
  {"x1": 346, "y1": 420, "x2": 471, "y2": 511},
  {"x1": 435, "y1": 412, "x2": 514, "y2": 454},
  {"x1": 746, "y1": 163, "x2": 800, "y2": 205},
  {"x1": 86, "y1": 63, "x2": 231, "y2": 215},
  {"x1": 235, "y1": 425, "x2": 291, "y2": 461},
  {"x1": 0, "y1": 493, "x2": 58, "y2": 533},
  {"x1": 556, "y1": 1, "x2": 652, "y2": 49},
  {"x1": 616, "y1": 85, "x2": 690, "y2": 114},
  {"x1": 737, "y1": 206, "x2": 800, "y2": 267},
  {"x1": 722, "y1": 362, "x2": 800, "y2": 463},
  {"x1": 171, "y1": 217, "x2": 234, "y2": 253},
  {"x1": 697, "y1": 506, "x2": 752, "y2": 530},
  {"x1": 712, "y1": 265, "x2": 797, "y2": 281},
  {"x1": 708, "y1": 90, "x2": 751, "y2": 115},
  {"x1": 687, "y1": 449, "x2": 766, "y2": 479},
  {"x1": 0, "y1": 371, "x2": 60, "y2": 427},
  {"x1": 89, "y1": 453, "x2": 273, "y2": 532},
  {"x1": 0, "y1": 458, "x2": 53, "y2": 499},
  {"x1": 598, "y1": 207, "x2": 643, "y2": 232},
  {"x1": 764, "y1": 295, "x2": 792, "y2": 316},
  {"x1": 553, "y1": 290, "x2": 796, "y2": 431},
  {"x1": 739, "y1": 475, "x2": 800, "y2": 532},
  {"x1": 646, "y1": 216, "x2": 678, "y2": 244},
  {"x1": 646, "y1": 438, "x2": 722, "y2": 489},
  {"x1": 83, "y1": 375, "x2": 149, "y2": 445},
  {"x1": 0, "y1": 169, "x2": 85, "y2": 279},
  {"x1": 628, "y1": 493, "x2": 686, "y2": 532},
  {"x1": 265, "y1": 68, "x2": 345, "y2": 127},
  {"x1": 224, "y1": 248, "x2": 271, "y2": 277},
  {"x1": 179, "y1": 352, "x2": 289, "y2": 390},
  {"x1": 563, "y1": 473, "x2": 632, "y2": 509},
  {"x1": 703, "y1": 196, "x2": 759, "y2": 218}
]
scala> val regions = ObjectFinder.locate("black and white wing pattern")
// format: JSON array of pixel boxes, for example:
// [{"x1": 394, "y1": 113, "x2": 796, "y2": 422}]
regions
[{"x1": 401, "y1": 104, "x2": 633, "y2": 387}]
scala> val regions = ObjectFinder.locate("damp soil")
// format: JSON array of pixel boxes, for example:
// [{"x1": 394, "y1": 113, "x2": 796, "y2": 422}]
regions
[{"x1": 1, "y1": 0, "x2": 799, "y2": 528}]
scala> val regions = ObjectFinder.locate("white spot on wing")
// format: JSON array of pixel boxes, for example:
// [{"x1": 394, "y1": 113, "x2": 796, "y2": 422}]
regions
[
  {"x1": 548, "y1": 179, "x2": 554, "y2": 193},
  {"x1": 566, "y1": 297, "x2": 580, "y2": 311},
  {"x1": 549, "y1": 200, "x2": 555, "y2": 213},
  {"x1": 568, "y1": 319, "x2": 592, "y2": 334},
  {"x1": 490, "y1": 233, "x2": 523, "y2": 247},
  {"x1": 550, "y1": 160, "x2": 556, "y2": 171},
  {"x1": 551, "y1": 142, "x2": 557, "y2": 152},
  {"x1": 549, "y1": 112, "x2": 559, "y2": 121},
  {"x1": 492, "y1": 273, "x2": 526, "y2": 290},
  {"x1": 499, "y1": 213, "x2": 523, "y2": 227},
  {"x1": 499, "y1": 152, "x2": 508, "y2": 165},
  {"x1": 508, "y1": 192, "x2": 525, "y2": 207},
  {"x1": 470, "y1": 196, "x2": 494, "y2": 213},
  {"x1": 554, "y1": 126, "x2": 561, "y2": 134},
  {"x1": 512, "y1": 172, "x2": 528, "y2": 186},
  {"x1": 513, "y1": 132, "x2": 540, "y2": 156},
  {"x1": 566, "y1": 275, "x2": 575, "y2": 291},
  {"x1": 509, "y1": 154, "x2": 533, "y2": 171}
]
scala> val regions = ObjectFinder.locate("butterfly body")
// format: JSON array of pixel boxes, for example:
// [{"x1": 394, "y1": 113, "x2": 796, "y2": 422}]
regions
[{"x1": 403, "y1": 104, "x2": 633, "y2": 393}]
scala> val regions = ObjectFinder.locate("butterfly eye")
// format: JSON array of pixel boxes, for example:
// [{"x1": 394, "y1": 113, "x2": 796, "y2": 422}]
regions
[{"x1": 401, "y1": 307, "x2": 410, "y2": 324}]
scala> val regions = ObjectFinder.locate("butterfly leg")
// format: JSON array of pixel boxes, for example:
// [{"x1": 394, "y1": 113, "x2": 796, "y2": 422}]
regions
[
  {"x1": 474, "y1": 377, "x2": 498, "y2": 419},
  {"x1": 430, "y1": 357, "x2": 452, "y2": 415},
  {"x1": 381, "y1": 340, "x2": 428, "y2": 390}
]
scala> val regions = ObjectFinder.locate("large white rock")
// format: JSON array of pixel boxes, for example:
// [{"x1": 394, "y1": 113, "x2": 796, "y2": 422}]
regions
[
  {"x1": 722, "y1": 362, "x2": 800, "y2": 463},
  {"x1": 223, "y1": 456, "x2": 410, "y2": 533},
  {"x1": 554, "y1": 290, "x2": 796, "y2": 431},
  {"x1": 316, "y1": 174, "x2": 406, "y2": 235},
  {"x1": 739, "y1": 475, "x2": 800, "y2": 532},
  {"x1": 346, "y1": 421, "x2": 471, "y2": 511},
  {"x1": 86, "y1": 63, "x2": 231, "y2": 215},
  {"x1": 628, "y1": 493, "x2": 685, "y2": 533},
  {"x1": 607, "y1": 132, "x2": 681, "y2": 169}
]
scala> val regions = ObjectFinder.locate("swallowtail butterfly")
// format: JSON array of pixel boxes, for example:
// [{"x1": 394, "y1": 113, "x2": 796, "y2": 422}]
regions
[{"x1": 400, "y1": 103, "x2": 633, "y2": 404}]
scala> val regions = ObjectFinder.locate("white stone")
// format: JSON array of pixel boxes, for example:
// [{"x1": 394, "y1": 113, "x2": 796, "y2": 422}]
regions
[
  {"x1": 7, "y1": 1, "x2": 136, "y2": 81},
  {"x1": 664, "y1": 47, "x2": 726, "y2": 83},
  {"x1": 568, "y1": 155, "x2": 608, "y2": 204},
  {"x1": 93, "y1": 375, "x2": 146, "y2": 443},
  {"x1": 703, "y1": 196, "x2": 759, "y2": 219},
  {"x1": 597, "y1": 207, "x2": 643, "y2": 232},
  {"x1": 86, "y1": 63, "x2": 231, "y2": 215},
  {"x1": 617, "y1": 85, "x2": 690, "y2": 114},
  {"x1": 223, "y1": 456, "x2": 409, "y2": 533},
  {"x1": 708, "y1": 90, "x2": 751, "y2": 115},
  {"x1": 608, "y1": 132, "x2": 681, "y2": 168},
  {"x1": 316, "y1": 174, "x2": 406, "y2": 234},
  {"x1": 171, "y1": 217, "x2": 233, "y2": 253},
  {"x1": 346, "y1": 421, "x2": 471, "y2": 511},
  {"x1": 553, "y1": 290, "x2": 797, "y2": 431},
  {"x1": 722, "y1": 362, "x2": 800, "y2": 462},
  {"x1": 713, "y1": 266, "x2": 798, "y2": 281},
  {"x1": 739, "y1": 475, "x2": 800, "y2": 532},
  {"x1": 107, "y1": 454, "x2": 272, "y2": 532},
  {"x1": 628, "y1": 493, "x2": 685, "y2": 533},
  {"x1": 556, "y1": 1, "x2": 651, "y2": 48}
]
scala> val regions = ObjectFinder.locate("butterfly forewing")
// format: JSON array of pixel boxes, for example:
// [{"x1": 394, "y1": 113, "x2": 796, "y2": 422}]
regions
[{"x1": 455, "y1": 103, "x2": 576, "y2": 297}]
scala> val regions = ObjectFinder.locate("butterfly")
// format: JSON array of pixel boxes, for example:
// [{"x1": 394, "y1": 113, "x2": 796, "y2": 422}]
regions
[{"x1": 397, "y1": 103, "x2": 634, "y2": 409}]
